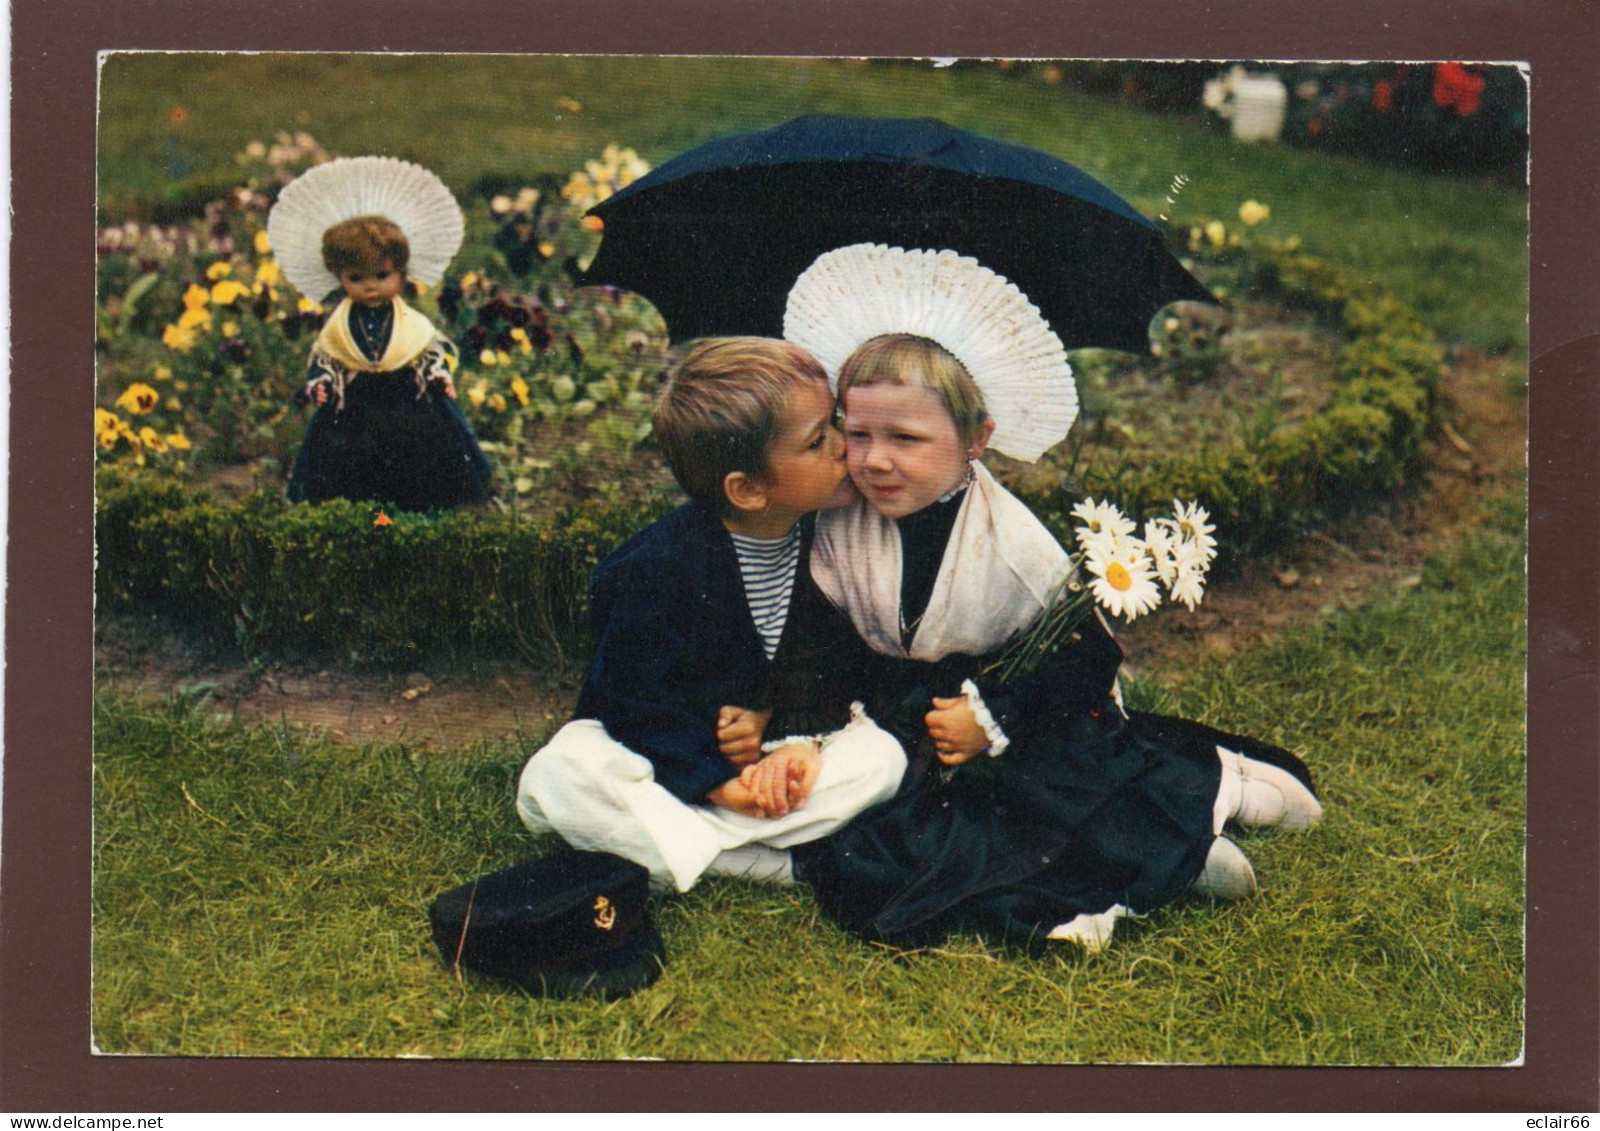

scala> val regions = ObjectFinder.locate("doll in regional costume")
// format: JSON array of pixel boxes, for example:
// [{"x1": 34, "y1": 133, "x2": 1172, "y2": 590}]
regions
[
  {"x1": 269, "y1": 157, "x2": 492, "y2": 511},
  {"x1": 781, "y1": 244, "x2": 1324, "y2": 952}
]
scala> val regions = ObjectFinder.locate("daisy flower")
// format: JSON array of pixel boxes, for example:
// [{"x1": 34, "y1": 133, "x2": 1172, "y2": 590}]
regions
[
  {"x1": 1172, "y1": 500, "x2": 1219, "y2": 562},
  {"x1": 1169, "y1": 554, "x2": 1208, "y2": 611},
  {"x1": 1071, "y1": 497, "x2": 1135, "y2": 543},
  {"x1": 1142, "y1": 518, "x2": 1181, "y2": 586},
  {"x1": 1084, "y1": 538, "x2": 1162, "y2": 622}
]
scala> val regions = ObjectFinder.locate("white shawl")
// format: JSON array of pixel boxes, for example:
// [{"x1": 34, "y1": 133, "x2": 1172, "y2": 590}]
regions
[{"x1": 810, "y1": 461, "x2": 1072, "y2": 661}]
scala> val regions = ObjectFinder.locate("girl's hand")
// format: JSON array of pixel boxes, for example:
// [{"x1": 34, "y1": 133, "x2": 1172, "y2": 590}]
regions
[
  {"x1": 717, "y1": 706, "x2": 773, "y2": 767},
  {"x1": 926, "y1": 696, "x2": 988, "y2": 765},
  {"x1": 430, "y1": 374, "x2": 457, "y2": 400}
]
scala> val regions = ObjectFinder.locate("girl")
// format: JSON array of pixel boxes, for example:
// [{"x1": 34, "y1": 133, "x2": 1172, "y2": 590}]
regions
[
  {"x1": 783, "y1": 244, "x2": 1321, "y2": 951},
  {"x1": 269, "y1": 157, "x2": 492, "y2": 511}
]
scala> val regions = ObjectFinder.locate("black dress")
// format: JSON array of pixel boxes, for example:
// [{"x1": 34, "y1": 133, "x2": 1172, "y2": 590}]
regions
[
  {"x1": 287, "y1": 303, "x2": 492, "y2": 512},
  {"x1": 792, "y1": 490, "x2": 1315, "y2": 949}
]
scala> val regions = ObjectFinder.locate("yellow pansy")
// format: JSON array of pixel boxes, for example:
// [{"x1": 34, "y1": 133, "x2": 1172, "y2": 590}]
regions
[
  {"x1": 538, "y1": 241, "x2": 556, "y2": 259},
  {"x1": 510, "y1": 376, "x2": 530, "y2": 406},
  {"x1": 1205, "y1": 220, "x2": 1227, "y2": 248},
  {"x1": 467, "y1": 379, "x2": 488, "y2": 408},
  {"x1": 479, "y1": 349, "x2": 498, "y2": 367},
  {"x1": 255, "y1": 259, "x2": 281, "y2": 287},
  {"x1": 177, "y1": 306, "x2": 211, "y2": 330},
  {"x1": 166, "y1": 397, "x2": 182, "y2": 412},
  {"x1": 1238, "y1": 200, "x2": 1271, "y2": 227},
  {"x1": 460, "y1": 272, "x2": 479, "y2": 289},
  {"x1": 183, "y1": 284, "x2": 211, "y2": 310},
  {"x1": 487, "y1": 393, "x2": 507, "y2": 413},
  {"x1": 297, "y1": 297, "x2": 323, "y2": 314},
  {"x1": 206, "y1": 261, "x2": 233, "y2": 280},
  {"x1": 496, "y1": 350, "x2": 512, "y2": 366},
  {"x1": 254, "y1": 230, "x2": 271, "y2": 255},
  {"x1": 222, "y1": 321, "x2": 239, "y2": 337},
  {"x1": 153, "y1": 365, "x2": 173, "y2": 382},
  {"x1": 211, "y1": 279, "x2": 249, "y2": 305},
  {"x1": 95, "y1": 409, "x2": 121, "y2": 448},
  {"x1": 115, "y1": 383, "x2": 160, "y2": 414},
  {"x1": 165, "y1": 432, "x2": 192, "y2": 451},
  {"x1": 162, "y1": 323, "x2": 195, "y2": 351},
  {"x1": 139, "y1": 426, "x2": 170, "y2": 454}
]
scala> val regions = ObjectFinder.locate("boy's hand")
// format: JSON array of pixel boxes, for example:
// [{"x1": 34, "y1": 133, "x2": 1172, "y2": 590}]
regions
[
  {"x1": 716, "y1": 705, "x2": 773, "y2": 767},
  {"x1": 739, "y1": 741, "x2": 822, "y2": 818},
  {"x1": 706, "y1": 777, "x2": 770, "y2": 819},
  {"x1": 926, "y1": 696, "x2": 989, "y2": 765}
]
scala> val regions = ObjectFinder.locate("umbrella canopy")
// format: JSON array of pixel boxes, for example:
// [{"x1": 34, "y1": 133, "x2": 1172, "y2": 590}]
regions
[{"x1": 582, "y1": 114, "x2": 1216, "y2": 353}]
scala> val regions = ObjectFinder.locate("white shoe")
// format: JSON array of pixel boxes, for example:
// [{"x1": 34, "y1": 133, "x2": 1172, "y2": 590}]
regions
[
  {"x1": 1047, "y1": 905, "x2": 1133, "y2": 953},
  {"x1": 1218, "y1": 747, "x2": 1324, "y2": 832},
  {"x1": 1191, "y1": 836, "x2": 1257, "y2": 900},
  {"x1": 704, "y1": 844, "x2": 794, "y2": 885}
]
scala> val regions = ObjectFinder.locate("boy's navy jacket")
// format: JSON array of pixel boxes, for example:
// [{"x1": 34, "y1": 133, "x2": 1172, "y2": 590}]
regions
[{"x1": 573, "y1": 502, "x2": 875, "y2": 803}]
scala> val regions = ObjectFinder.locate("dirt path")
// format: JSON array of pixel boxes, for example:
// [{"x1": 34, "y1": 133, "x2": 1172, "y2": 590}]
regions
[{"x1": 94, "y1": 346, "x2": 1524, "y2": 750}]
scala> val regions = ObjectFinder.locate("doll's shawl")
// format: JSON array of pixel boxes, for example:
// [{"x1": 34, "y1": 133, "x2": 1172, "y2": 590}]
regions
[
  {"x1": 811, "y1": 460, "x2": 1072, "y2": 661},
  {"x1": 315, "y1": 297, "x2": 441, "y2": 373}
]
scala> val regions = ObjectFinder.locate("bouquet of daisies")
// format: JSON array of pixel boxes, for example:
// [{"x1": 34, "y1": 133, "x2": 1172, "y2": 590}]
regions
[{"x1": 986, "y1": 498, "x2": 1218, "y2": 684}]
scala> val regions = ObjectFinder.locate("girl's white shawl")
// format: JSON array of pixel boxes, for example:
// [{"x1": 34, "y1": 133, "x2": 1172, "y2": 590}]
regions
[{"x1": 811, "y1": 461, "x2": 1072, "y2": 661}]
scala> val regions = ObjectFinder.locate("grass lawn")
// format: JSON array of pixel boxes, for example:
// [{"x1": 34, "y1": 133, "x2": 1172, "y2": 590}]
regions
[
  {"x1": 91, "y1": 495, "x2": 1525, "y2": 1063},
  {"x1": 96, "y1": 54, "x2": 1528, "y2": 353}
]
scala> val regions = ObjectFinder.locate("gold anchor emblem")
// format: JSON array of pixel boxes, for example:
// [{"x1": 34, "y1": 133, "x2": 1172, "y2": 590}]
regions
[{"x1": 593, "y1": 895, "x2": 617, "y2": 931}]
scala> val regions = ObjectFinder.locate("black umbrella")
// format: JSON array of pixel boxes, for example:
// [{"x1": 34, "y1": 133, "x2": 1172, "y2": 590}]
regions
[{"x1": 582, "y1": 114, "x2": 1217, "y2": 353}]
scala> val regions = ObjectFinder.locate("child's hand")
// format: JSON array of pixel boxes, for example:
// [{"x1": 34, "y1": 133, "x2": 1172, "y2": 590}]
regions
[
  {"x1": 739, "y1": 741, "x2": 821, "y2": 818},
  {"x1": 926, "y1": 696, "x2": 989, "y2": 765},
  {"x1": 706, "y1": 777, "x2": 769, "y2": 819},
  {"x1": 430, "y1": 373, "x2": 457, "y2": 400},
  {"x1": 716, "y1": 705, "x2": 773, "y2": 767}
]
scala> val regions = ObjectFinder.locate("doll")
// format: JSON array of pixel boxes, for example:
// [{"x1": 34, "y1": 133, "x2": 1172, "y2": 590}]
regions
[{"x1": 268, "y1": 157, "x2": 492, "y2": 511}]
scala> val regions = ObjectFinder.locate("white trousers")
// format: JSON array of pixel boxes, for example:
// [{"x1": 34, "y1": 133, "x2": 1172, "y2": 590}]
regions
[{"x1": 516, "y1": 716, "x2": 907, "y2": 893}]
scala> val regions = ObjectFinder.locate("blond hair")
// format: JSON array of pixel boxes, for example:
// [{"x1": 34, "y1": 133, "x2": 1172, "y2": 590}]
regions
[
  {"x1": 321, "y1": 215, "x2": 410, "y2": 276},
  {"x1": 836, "y1": 334, "x2": 989, "y2": 446},
  {"x1": 653, "y1": 338, "x2": 830, "y2": 511}
]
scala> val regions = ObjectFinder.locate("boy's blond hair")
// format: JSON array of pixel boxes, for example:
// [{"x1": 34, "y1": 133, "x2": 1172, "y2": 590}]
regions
[
  {"x1": 653, "y1": 338, "x2": 829, "y2": 511},
  {"x1": 321, "y1": 215, "x2": 411, "y2": 276},
  {"x1": 837, "y1": 334, "x2": 990, "y2": 447}
]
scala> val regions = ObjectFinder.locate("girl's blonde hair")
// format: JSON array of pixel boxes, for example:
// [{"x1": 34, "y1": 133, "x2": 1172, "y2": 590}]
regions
[{"x1": 836, "y1": 334, "x2": 990, "y2": 446}]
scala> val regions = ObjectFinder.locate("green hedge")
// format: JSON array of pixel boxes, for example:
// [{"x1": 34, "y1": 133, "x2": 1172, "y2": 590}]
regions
[
  {"x1": 96, "y1": 470, "x2": 670, "y2": 666},
  {"x1": 1018, "y1": 247, "x2": 1444, "y2": 557},
  {"x1": 98, "y1": 249, "x2": 1442, "y2": 665}
]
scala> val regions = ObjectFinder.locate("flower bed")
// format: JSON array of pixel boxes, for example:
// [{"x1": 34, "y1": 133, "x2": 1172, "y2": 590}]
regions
[
  {"x1": 1008, "y1": 215, "x2": 1443, "y2": 561},
  {"x1": 97, "y1": 154, "x2": 1443, "y2": 664}
]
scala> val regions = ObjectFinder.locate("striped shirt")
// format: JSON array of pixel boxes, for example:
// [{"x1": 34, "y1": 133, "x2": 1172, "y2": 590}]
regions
[{"x1": 729, "y1": 526, "x2": 802, "y2": 659}]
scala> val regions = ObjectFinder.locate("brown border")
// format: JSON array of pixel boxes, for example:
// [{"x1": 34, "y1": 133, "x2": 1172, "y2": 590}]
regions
[{"x1": 8, "y1": 0, "x2": 1596, "y2": 1112}]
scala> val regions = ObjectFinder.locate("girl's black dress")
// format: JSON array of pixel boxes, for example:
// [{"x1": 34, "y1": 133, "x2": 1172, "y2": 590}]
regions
[
  {"x1": 288, "y1": 301, "x2": 492, "y2": 512},
  {"x1": 793, "y1": 489, "x2": 1315, "y2": 949}
]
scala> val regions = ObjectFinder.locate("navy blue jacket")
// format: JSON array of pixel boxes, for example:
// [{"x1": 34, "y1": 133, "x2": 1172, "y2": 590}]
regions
[{"x1": 573, "y1": 503, "x2": 877, "y2": 804}]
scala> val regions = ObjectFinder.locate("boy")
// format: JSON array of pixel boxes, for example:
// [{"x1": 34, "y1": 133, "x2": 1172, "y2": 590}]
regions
[{"x1": 516, "y1": 338, "x2": 906, "y2": 893}]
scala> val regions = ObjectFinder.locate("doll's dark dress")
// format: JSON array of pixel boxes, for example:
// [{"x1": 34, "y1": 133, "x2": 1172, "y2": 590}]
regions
[
  {"x1": 792, "y1": 488, "x2": 1315, "y2": 949},
  {"x1": 288, "y1": 299, "x2": 492, "y2": 511}
]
